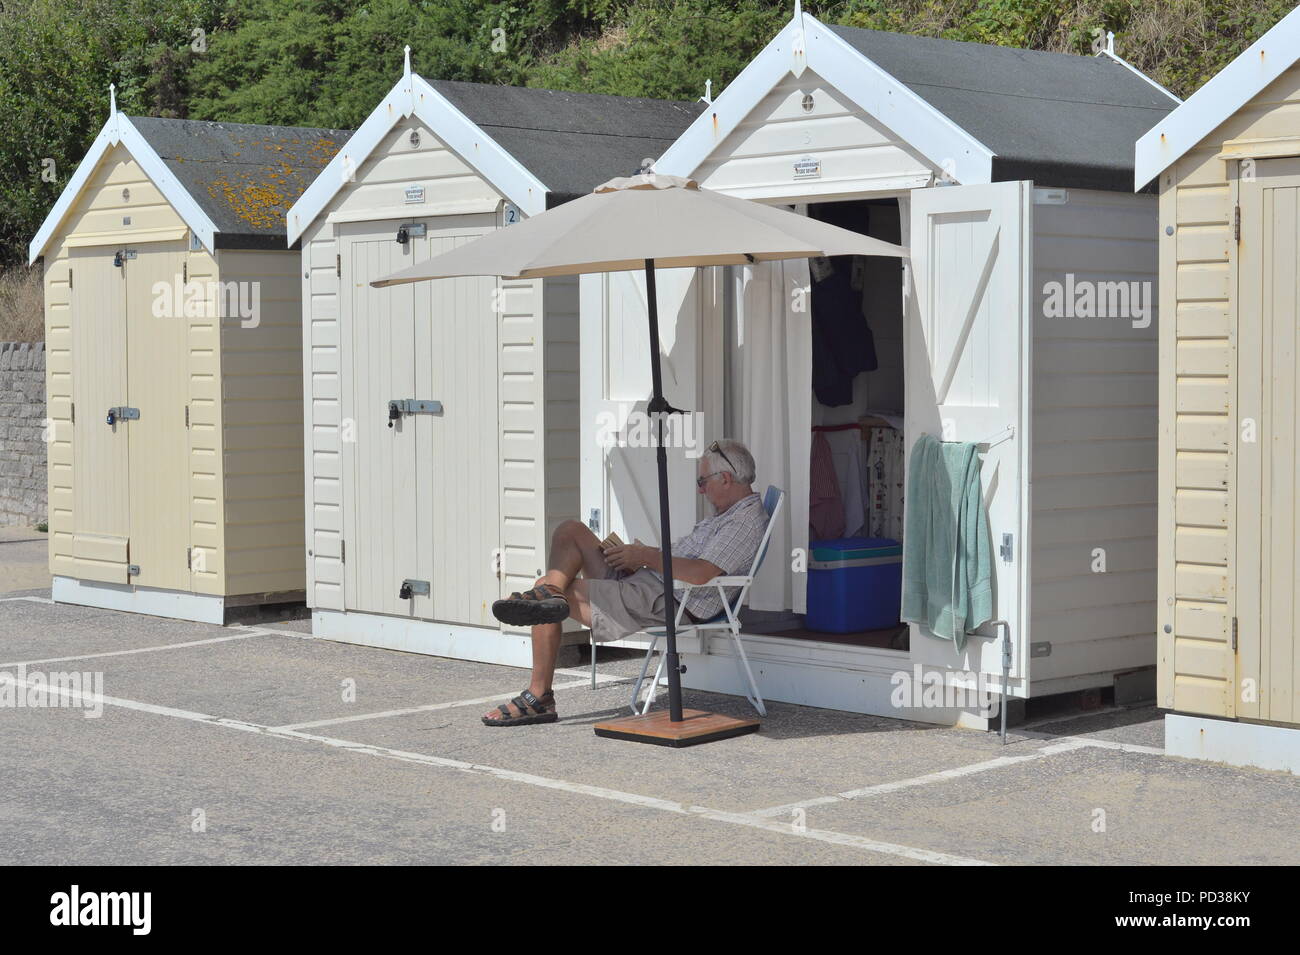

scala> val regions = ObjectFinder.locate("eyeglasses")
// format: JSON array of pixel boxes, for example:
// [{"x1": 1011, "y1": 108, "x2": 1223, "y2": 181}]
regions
[
  {"x1": 707, "y1": 440, "x2": 737, "y2": 476},
  {"x1": 696, "y1": 471, "x2": 727, "y2": 489}
]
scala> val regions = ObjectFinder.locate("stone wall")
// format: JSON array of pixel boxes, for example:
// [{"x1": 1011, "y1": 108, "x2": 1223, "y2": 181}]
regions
[{"x1": 0, "y1": 342, "x2": 47, "y2": 526}]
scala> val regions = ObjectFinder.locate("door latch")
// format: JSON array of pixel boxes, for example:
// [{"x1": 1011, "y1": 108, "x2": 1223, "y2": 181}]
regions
[
  {"x1": 387, "y1": 399, "x2": 443, "y2": 428},
  {"x1": 399, "y1": 578, "x2": 430, "y2": 600},
  {"x1": 999, "y1": 533, "x2": 1014, "y2": 563},
  {"x1": 106, "y1": 406, "x2": 140, "y2": 426}
]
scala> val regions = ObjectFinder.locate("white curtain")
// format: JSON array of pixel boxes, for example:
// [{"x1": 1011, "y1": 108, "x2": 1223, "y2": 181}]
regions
[{"x1": 734, "y1": 260, "x2": 811, "y2": 613}]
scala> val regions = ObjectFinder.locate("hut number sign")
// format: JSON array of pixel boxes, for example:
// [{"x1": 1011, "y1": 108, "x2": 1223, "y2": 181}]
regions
[
  {"x1": 404, "y1": 184, "x2": 426, "y2": 204},
  {"x1": 793, "y1": 155, "x2": 821, "y2": 180}
]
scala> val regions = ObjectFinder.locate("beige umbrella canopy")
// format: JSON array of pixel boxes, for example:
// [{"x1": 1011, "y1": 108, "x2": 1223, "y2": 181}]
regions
[
  {"x1": 370, "y1": 174, "x2": 905, "y2": 285},
  {"x1": 371, "y1": 173, "x2": 905, "y2": 736}
]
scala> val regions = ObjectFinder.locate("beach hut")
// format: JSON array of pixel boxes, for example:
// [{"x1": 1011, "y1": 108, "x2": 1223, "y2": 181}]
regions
[
  {"x1": 1136, "y1": 5, "x2": 1300, "y2": 773},
  {"x1": 30, "y1": 97, "x2": 349, "y2": 623},
  {"x1": 582, "y1": 9, "x2": 1180, "y2": 726},
  {"x1": 286, "y1": 55, "x2": 700, "y2": 665}
]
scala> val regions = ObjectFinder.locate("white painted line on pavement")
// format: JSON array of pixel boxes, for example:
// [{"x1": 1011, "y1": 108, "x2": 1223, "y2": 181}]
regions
[
  {"x1": 752, "y1": 740, "x2": 1093, "y2": 817},
  {"x1": 0, "y1": 631, "x2": 265, "y2": 668},
  {"x1": 270, "y1": 673, "x2": 630, "y2": 731},
  {"x1": 0, "y1": 595, "x2": 51, "y2": 603},
  {"x1": 13, "y1": 674, "x2": 994, "y2": 866}
]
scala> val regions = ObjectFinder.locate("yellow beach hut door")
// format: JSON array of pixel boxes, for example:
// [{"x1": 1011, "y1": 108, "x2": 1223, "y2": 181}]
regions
[
  {"x1": 69, "y1": 247, "x2": 130, "y2": 584},
  {"x1": 68, "y1": 241, "x2": 191, "y2": 589},
  {"x1": 1236, "y1": 158, "x2": 1300, "y2": 725}
]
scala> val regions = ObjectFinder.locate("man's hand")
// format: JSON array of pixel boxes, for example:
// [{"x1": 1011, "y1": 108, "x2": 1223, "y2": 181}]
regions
[{"x1": 603, "y1": 542, "x2": 652, "y2": 572}]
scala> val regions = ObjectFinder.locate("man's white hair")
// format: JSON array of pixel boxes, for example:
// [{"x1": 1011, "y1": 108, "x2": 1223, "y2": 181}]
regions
[{"x1": 705, "y1": 438, "x2": 756, "y2": 485}]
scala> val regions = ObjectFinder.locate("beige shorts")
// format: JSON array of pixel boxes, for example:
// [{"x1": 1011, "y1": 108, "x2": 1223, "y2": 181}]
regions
[{"x1": 587, "y1": 567, "x2": 678, "y2": 643}]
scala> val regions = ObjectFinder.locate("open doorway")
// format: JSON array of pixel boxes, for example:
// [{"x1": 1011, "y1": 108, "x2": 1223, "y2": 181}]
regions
[{"x1": 746, "y1": 197, "x2": 909, "y2": 649}]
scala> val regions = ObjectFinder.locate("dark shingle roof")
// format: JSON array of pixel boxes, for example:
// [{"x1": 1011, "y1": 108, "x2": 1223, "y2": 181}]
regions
[
  {"x1": 131, "y1": 117, "x2": 351, "y2": 248},
  {"x1": 827, "y1": 25, "x2": 1179, "y2": 192},
  {"x1": 427, "y1": 80, "x2": 704, "y2": 204}
]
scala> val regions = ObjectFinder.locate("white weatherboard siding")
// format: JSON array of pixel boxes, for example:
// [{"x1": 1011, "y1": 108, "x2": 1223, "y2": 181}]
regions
[
  {"x1": 1029, "y1": 189, "x2": 1159, "y2": 682},
  {"x1": 300, "y1": 114, "x2": 579, "y2": 644},
  {"x1": 686, "y1": 69, "x2": 934, "y2": 201}
]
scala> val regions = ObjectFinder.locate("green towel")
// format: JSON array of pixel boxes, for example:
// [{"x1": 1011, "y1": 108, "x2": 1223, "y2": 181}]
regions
[{"x1": 900, "y1": 433, "x2": 994, "y2": 651}]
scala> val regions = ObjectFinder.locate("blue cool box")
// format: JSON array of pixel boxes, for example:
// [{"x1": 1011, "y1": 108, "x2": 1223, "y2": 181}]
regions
[{"x1": 806, "y1": 537, "x2": 903, "y2": 633}]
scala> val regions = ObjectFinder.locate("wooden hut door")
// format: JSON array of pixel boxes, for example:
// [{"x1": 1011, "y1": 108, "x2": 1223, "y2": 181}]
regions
[
  {"x1": 1235, "y1": 158, "x2": 1300, "y2": 725},
  {"x1": 123, "y1": 241, "x2": 192, "y2": 592},
  {"x1": 341, "y1": 224, "x2": 423, "y2": 617},
  {"x1": 340, "y1": 218, "x2": 500, "y2": 622},
  {"x1": 904, "y1": 182, "x2": 1032, "y2": 690},
  {"x1": 68, "y1": 248, "x2": 130, "y2": 583}
]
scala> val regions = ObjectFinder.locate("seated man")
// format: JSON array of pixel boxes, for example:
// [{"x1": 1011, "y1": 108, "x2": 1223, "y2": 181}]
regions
[{"x1": 482, "y1": 438, "x2": 769, "y2": 726}]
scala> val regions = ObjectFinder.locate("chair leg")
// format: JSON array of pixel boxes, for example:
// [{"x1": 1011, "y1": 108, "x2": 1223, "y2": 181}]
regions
[
  {"x1": 729, "y1": 630, "x2": 766, "y2": 717},
  {"x1": 589, "y1": 632, "x2": 596, "y2": 689},
  {"x1": 630, "y1": 635, "x2": 661, "y2": 715},
  {"x1": 640, "y1": 650, "x2": 667, "y2": 715}
]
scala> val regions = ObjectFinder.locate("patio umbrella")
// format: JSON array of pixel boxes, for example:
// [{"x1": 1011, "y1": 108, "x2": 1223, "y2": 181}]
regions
[{"x1": 373, "y1": 172, "x2": 907, "y2": 744}]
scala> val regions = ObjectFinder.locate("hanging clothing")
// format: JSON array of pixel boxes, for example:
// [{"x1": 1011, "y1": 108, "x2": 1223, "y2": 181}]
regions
[
  {"x1": 900, "y1": 434, "x2": 994, "y2": 650},
  {"x1": 810, "y1": 257, "x2": 878, "y2": 407},
  {"x1": 808, "y1": 431, "x2": 844, "y2": 540},
  {"x1": 822, "y1": 427, "x2": 866, "y2": 537},
  {"x1": 864, "y1": 426, "x2": 905, "y2": 542}
]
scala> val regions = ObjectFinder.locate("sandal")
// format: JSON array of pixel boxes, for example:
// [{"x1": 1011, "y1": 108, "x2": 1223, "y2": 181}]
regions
[
  {"x1": 482, "y1": 688, "x2": 558, "y2": 727},
  {"x1": 492, "y1": 583, "x2": 570, "y2": 626}
]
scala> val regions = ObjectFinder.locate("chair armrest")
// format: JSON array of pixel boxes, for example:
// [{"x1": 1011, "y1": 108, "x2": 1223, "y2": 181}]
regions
[{"x1": 707, "y1": 576, "x2": 751, "y2": 586}]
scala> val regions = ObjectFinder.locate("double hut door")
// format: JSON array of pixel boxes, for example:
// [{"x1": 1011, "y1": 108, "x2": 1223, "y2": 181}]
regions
[
  {"x1": 339, "y1": 218, "x2": 502, "y2": 624},
  {"x1": 1235, "y1": 158, "x2": 1300, "y2": 724},
  {"x1": 68, "y1": 240, "x2": 191, "y2": 590}
]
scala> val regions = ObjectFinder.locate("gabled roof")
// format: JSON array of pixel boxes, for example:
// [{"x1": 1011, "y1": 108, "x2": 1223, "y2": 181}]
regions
[
  {"x1": 828, "y1": 25, "x2": 1179, "y2": 192},
  {"x1": 1135, "y1": 5, "x2": 1300, "y2": 189},
  {"x1": 287, "y1": 59, "x2": 701, "y2": 244},
  {"x1": 29, "y1": 111, "x2": 349, "y2": 263},
  {"x1": 429, "y1": 80, "x2": 702, "y2": 203},
  {"x1": 657, "y1": 12, "x2": 1178, "y2": 194}
]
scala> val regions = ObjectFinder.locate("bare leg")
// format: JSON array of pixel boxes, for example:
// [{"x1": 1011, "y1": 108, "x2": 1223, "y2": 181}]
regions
[
  {"x1": 534, "y1": 520, "x2": 611, "y2": 592},
  {"x1": 485, "y1": 579, "x2": 594, "y2": 721}
]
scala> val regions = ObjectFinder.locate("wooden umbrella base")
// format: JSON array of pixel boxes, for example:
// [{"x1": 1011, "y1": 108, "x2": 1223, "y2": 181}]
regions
[{"x1": 593, "y1": 709, "x2": 760, "y2": 747}]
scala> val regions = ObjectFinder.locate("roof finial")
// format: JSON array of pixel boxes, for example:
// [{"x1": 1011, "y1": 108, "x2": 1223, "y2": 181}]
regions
[
  {"x1": 109, "y1": 82, "x2": 116, "y2": 118},
  {"x1": 404, "y1": 45, "x2": 411, "y2": 80},
  {"x1": 1106, "y1": 31, "x2": 1115, "y2": 55},
  {"x1": 699, "y1": 79, "x2": 712, "y2": 105},
  {"x1": 794, "y1": 0, "x2": 802, "y2": 18}
]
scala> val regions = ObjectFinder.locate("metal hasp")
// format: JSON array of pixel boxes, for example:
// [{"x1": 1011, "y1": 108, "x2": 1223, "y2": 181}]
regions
[
  {"x1": 999, "y1": 532, "x2": 1014, "y2": 563},
  {"x1": 106, "y1": 406, "x2": 140, "y2": 426},
  {"x1": 398, "y1": 578, "x2": 429, "y2": 600},
  {"x1": 386, "y1": 398, "x2": 443, "y2": 428},
  {"x1": 128, "y1": 564, "x2": 140, "y2": 577}
]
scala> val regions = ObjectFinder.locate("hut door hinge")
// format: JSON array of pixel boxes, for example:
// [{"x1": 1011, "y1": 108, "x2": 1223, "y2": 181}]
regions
[
  {"x1": 183, "y1": 262, "x2": 187, "y2": 282},
  {"x1": 70, "y1": 402, "x2": 75, "y2": 425},
  {"x1": 336, "y1": 254, "x2": 341, "y2": 277},
  {"x1": 187, "y1": 547, "x2": 192, "y2": 570},
  {"x1": 68, "y1": 268, "x2": 73, "y2": 290},
  {"x1": 1233, "y1": 204, "x2": 1241, "y2": 243},
  {"x1": 184, "y1": 405, "x2": 189, "y2": 428},
  {"x1": 340, "y1": 540, "x2": 345, "y2": 563},
  {"x1": 1232, "y1": 616, "x2": 1238, "y2": 653}
]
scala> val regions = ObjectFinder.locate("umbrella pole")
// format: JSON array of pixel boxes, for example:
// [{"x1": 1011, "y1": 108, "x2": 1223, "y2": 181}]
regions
[
  {"x1": 641, "y1": 258, "x2": 685, "y2": 724},
  {"x1": 589, "y1": 260, "x2": 759, "y2": 747}
]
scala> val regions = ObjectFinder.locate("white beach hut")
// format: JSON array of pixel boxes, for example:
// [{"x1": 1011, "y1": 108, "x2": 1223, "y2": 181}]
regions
[
  {"x1": 287, "y1": 55, "x2": 700, "y2": 665},
  {"x1": 583, "y1": 10, "x2": 1181, "y2": 725}
]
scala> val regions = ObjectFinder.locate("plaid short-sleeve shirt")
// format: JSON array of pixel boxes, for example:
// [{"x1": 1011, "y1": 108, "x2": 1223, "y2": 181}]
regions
[{"x1": 647, "y1": 492, "x2": 769, "y2": 622}]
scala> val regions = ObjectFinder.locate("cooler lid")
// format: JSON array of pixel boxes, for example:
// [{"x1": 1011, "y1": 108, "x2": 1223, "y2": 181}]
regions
[{"x1": 809, "y1": 536, "x2": 902, "y2": 562}]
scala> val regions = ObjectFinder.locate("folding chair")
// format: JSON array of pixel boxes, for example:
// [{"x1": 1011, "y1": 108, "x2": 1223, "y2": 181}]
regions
[{"x1": 625, "y1": 485, "x2": 785, "y2": 717}]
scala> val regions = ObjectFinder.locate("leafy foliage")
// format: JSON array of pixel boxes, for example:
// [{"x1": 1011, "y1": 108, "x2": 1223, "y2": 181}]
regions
[{"x1": 1, "y1": 0, "x2": 1297, "y2": 272}]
